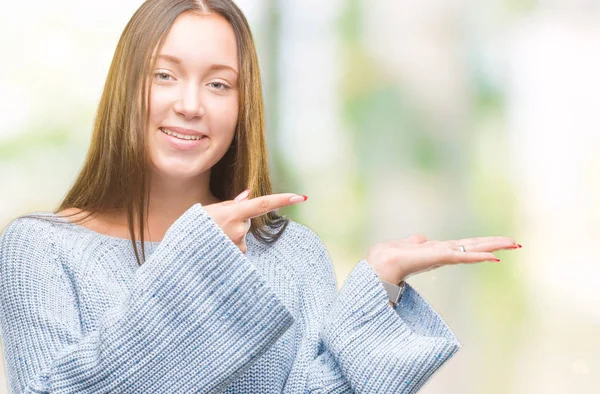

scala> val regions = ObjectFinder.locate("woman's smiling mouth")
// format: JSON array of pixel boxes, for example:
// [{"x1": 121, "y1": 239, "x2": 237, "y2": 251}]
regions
[
  {"x1": 159, "y1": 127, "x2": 206, "y2": 141},
  {"x1": 159, "y1": 127, "x2": 208, "y2": 150}
]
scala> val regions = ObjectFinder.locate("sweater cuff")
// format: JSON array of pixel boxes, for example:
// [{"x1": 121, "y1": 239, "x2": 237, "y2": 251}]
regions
[
  {"x1": 322, "y1": 258, "x2": 460, "y2": 348},
  {"x1": 320, "y1": 258, "x2": 461, "y2": 392}
]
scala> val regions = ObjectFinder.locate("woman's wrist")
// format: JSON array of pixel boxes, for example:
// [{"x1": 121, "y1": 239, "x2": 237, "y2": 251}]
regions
[{"x1": 367, "y1": 258, "x2": 406, "y2": 284}]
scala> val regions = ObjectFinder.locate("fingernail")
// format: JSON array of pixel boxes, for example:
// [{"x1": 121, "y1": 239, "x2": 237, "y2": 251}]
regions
[
  {"x1": 516, "y1": 244, "x2": 522, "y2": 248},
  {"x1": 490, "y1": 258, "x2": 501, "y2": 262},
  {"x1": 289, "y1": 195, "x2": 307, "y2": 204},
  {"x1": 234, "y1": 188, "x2": 251, "y2": 202}
]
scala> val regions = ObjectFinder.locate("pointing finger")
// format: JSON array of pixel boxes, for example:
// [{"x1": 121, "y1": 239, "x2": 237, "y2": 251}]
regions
[{"x1": 237, "y1": 193, "x2": 307, "y2": 220}]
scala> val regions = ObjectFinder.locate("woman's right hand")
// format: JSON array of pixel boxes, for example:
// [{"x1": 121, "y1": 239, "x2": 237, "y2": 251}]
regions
[{"x1": 203, "y1": 189, "x2": 307, "y2": 253}]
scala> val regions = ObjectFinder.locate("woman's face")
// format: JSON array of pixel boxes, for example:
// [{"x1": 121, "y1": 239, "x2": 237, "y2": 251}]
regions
[{"x1": 146, "y1": 11, "x2": 239, "y2": 181}]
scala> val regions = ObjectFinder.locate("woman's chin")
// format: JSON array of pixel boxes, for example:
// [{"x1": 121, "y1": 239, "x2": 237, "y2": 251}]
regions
[{"x1": 150, "y1": 160, "x2": 207, "y2": 181}]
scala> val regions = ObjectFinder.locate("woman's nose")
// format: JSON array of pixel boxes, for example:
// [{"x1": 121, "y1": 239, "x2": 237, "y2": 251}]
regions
[{"x1": 173, "y1": 84, "x2": 205, "y2": 119}]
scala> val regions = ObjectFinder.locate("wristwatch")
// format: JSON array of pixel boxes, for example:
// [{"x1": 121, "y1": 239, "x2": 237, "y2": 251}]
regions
[{"x1": 381, "y1": 279, "x2": 406, "y2": 308}]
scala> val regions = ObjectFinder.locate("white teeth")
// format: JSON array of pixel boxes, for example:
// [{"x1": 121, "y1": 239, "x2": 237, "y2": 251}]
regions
[{"x1": 160, "y1": 128, "x2": 204, "y2": 141}]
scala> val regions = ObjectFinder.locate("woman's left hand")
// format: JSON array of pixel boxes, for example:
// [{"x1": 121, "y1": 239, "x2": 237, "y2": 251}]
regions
[{"x1": 366, "y1": 234, "x2": 522, "y2": 285}]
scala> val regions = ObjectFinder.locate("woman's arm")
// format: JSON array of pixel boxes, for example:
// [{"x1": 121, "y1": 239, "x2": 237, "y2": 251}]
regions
[
  {"x1": 304, "y1": 233, "x2": 461, "y2": 394},
  {"x1": 0, "y1": 204, "x2": 294, "y2": 393}
]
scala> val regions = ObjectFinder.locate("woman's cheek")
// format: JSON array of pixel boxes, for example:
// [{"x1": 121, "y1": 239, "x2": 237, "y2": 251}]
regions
[
  {"x1": 213, "y1": 97, "x2": 239, "y2": 129},
  {"x1": 150, "y1": 92, "x2": 172, "y2": 119}
]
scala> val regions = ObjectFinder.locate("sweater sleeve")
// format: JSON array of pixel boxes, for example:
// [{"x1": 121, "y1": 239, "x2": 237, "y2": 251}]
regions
[
  {"x1": 0, "y1": 203, "x2": 294, "y2": 393},
  {"x1": 304, "y1": 234, "x2": 461, "y2": 394}
]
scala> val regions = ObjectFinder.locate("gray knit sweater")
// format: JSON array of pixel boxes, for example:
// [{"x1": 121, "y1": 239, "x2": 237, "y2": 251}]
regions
[{"x1": 0, "y1": 203, "x2": 460, "y2": 393}]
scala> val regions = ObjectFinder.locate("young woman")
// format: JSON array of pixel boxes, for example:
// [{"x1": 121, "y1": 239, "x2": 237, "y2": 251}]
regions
[{"x1": 0, "y1": 0, "x2": 520, "y2": 392}]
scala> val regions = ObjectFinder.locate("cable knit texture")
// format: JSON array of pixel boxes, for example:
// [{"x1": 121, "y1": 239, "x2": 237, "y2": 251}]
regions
[{"x1": 0, "y1": 203, "x2": 461, "y2": 393}]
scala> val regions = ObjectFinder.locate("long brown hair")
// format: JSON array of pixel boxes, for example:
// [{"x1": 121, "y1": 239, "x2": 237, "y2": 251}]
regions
[{"x1": 28, "y1": 0, "x2": 289, "y2": 265}]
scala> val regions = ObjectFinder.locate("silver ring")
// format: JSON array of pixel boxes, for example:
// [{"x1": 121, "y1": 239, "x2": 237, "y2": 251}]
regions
[{"x1": 458, "y1": 245, "x2": 466, "y2": 252}]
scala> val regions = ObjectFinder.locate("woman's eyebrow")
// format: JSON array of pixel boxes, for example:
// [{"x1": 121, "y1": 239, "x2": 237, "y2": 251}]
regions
[
  {"x1": 207, "y1": 64, "x2": 238, "y2": 76},
  {"x1": 156, "y1": 54, "x2": 182, "y2": 64},
  {"x1": 155, "y1": 54, "x2": 238, "y2": 75}
]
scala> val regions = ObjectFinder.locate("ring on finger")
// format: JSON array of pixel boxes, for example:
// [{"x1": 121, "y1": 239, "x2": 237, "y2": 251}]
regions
[{"x1": 458, "y1": 245, "x2": 466, "y2": 252}]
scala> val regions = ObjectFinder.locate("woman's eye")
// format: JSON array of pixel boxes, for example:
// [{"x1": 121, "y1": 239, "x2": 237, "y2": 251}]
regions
[
  {"x1": 154, "y1": 72, "x2": 173, "y2": 81},
  {"x1": 208, "y1": 81, "x2": 231, "y2": 90}
]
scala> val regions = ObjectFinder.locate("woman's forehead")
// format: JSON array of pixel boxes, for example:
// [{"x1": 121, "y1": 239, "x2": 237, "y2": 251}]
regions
[{"x1": 154, "y1": 12, "x2": 239, "y2": 73}]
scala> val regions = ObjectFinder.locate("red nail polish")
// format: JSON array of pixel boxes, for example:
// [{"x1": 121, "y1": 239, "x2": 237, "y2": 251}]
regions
[{"x1": 302, "y1": 195, "x2": 308, "y2": 201}]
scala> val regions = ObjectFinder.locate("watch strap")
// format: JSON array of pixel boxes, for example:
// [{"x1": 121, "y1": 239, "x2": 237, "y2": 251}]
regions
[{"x1": 381, "y1": 279, "x2": 406, "y2": 307}]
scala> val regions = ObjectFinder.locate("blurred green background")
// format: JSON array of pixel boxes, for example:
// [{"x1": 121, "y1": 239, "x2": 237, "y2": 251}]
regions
[{"x1": 1, "y1": 0, "x2": 599, "y2": 393}]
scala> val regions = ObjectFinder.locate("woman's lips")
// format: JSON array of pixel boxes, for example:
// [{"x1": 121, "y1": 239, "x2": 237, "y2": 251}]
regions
[
  {"x1": 159, "y1": 127, "x2": 208, "y2": 151},
  {"x1": 161, "y1": 126, "x2": 206, "y2": 137}
]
